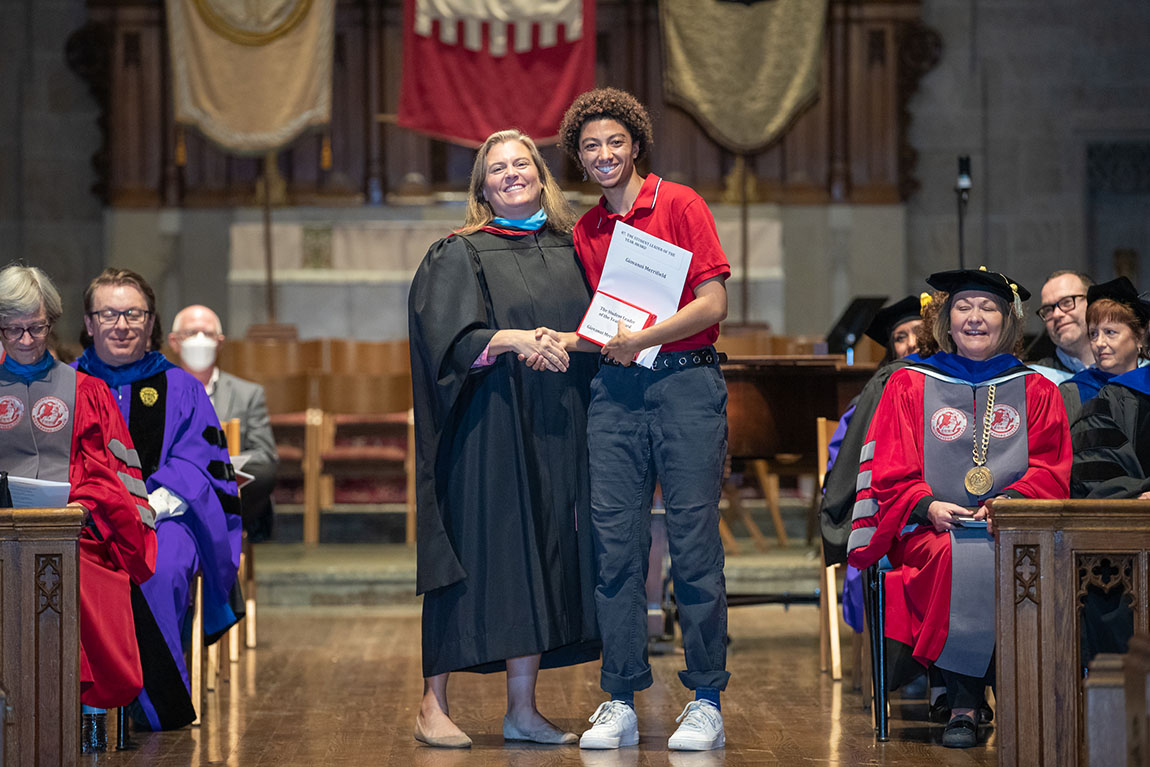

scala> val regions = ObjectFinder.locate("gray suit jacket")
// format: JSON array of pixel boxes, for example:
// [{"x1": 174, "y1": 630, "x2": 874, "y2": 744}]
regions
[
  {"x1": 212, "y1": 369, "x2": 278, "y2": 537},
  {"x1": 212, "y1": 370, "x2": 279, "y2": 470}
]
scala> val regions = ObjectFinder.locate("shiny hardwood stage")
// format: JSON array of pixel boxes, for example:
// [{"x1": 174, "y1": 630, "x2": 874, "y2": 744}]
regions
[{"x1": 92, "y1": 605, "x2": 994, "y2": 766}]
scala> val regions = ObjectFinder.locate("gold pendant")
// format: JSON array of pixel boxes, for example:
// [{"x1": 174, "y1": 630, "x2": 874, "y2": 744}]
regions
[{"x1": 964, "y1": 465, "x2": 994, "y2": 496}]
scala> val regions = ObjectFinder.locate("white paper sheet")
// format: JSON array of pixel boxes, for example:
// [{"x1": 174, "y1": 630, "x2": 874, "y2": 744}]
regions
[
  {"x1": 584, "y1": 221, "x2": 692, "y2": 368},
  {"x1": 7, "y1": 475, "x2": 71, "y2": 509}
]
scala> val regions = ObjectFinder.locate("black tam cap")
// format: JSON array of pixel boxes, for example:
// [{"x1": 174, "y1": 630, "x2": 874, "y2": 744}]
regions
[
  {"x1": 926, "y1": 266, "x2": 1030, "y2": 317},
  {"x1": 865, "y1": 295, "x2": 924, "y2": 346},
  {"x1": 1087, "y1": 276, "x2": 1150, "y2": 323}
]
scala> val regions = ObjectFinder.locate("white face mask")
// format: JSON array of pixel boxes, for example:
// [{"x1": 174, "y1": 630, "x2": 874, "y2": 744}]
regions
[{"x1": 179, "y1": 332, "x2": 218, "y2": 372}]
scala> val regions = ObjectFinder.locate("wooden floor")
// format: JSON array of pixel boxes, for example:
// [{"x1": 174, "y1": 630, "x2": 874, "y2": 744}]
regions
[{"x1": 87, "y1": 604, "x2": 995, "y2": 766}]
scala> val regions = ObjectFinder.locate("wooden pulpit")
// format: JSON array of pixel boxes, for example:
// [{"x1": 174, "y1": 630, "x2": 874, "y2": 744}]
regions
[
  {"x1": 991, "y1": 497, "x2": 1150, "y2": 767},
  {"x1": 0, "y1": 506, "x2": 84, "y2": 767}
]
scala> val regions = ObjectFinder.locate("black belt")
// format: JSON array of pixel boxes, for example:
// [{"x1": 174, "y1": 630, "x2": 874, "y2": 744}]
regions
[{"x1": 600, "y1": 347, "x2": 722, "y2": 370}]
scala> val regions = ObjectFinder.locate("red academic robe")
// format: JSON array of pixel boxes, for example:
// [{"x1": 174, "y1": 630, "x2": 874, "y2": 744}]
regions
[
  {"x1": 71, "y1": 373, "x2": 158, "y2": 707},
  {"x1": 848, "y1": 368, "x2": 1070, "y2": 667}
]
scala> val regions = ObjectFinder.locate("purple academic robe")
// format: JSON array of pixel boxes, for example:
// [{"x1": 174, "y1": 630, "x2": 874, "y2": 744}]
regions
[{"x1": 77, "y1": 350, "x2": 242, "y2": 730}]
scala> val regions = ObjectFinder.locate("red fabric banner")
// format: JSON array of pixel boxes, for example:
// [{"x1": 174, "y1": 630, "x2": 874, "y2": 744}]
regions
[{"x1": 398, "y1": 0, "x2": 595, "y2": 147}]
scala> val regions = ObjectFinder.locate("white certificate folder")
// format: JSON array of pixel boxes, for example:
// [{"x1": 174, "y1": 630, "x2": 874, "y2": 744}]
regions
[
  {"x1": 577, "y1": 291, "x2": 656, "y2": 347},
  {"x1": 576, "y1": 221, "x2": 692, "y2": 368}
]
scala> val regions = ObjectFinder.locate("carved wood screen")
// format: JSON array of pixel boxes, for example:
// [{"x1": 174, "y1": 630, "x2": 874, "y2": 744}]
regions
[
  {"x1": 69, "y1": 0, "x2": 938, "y2": 208},
  {"x1": 993, "y1": 498, "x2": 1150, "y2": 767},
  {"x1": 0, "y1": 508, "x2": 84, "y2": 767}
]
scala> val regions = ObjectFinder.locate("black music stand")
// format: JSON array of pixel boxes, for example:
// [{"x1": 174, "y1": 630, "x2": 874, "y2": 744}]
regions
[{"x1": 825, "y1": 297, "x2": 889, "y2": 355}]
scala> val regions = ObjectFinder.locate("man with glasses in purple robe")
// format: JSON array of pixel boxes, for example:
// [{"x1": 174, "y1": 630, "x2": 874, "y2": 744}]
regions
[{"x1": 75, "y1": 268, "x2": 242, "y2": 731}]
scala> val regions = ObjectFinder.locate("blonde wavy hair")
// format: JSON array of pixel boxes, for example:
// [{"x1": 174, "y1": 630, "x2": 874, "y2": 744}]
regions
[{"x1": 457, "y1": 130, "x2": 576, "y2": 235}]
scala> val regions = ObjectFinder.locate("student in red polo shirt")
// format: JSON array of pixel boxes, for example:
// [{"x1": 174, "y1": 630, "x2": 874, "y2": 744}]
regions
[{"x1": 554, "y1": 88, "x2": 730, "y2": 752}]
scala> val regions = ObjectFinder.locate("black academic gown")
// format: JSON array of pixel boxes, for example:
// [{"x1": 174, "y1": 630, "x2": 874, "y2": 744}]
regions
[
  {"x1": 408, "y1": 227, "x2": 600, "y2": 677},
  {"x1": 1071, "y1": 372, "x2": 1150, "y2": 499},
  {"x1": 819, "y1": 359, "x2": 912, "y2": 565},
  {"x1": 1069, "y1": 370, "x2": 1150, "y2": 664}
]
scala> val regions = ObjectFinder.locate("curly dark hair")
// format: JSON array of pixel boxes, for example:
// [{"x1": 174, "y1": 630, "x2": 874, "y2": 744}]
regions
[{"x1": 558, "y1": 87, "x2": 654, "y2": 163}]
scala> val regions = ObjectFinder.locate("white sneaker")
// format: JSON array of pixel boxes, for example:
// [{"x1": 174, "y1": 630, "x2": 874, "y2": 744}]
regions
[
  {"x1": 579, "y1": 701, "x2": 639, "y2": 749},
  {"x1": 667, "y1": 701, "x2": 725, "y2": 751}
]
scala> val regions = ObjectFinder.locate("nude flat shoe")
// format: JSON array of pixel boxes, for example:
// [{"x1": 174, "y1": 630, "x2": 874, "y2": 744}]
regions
[
  {"x1": 414, "y1": 719, "x2": 472, "y2": 749},
  {"x1": 503, "y1": 716, "x2": 578, "y2": 745}
]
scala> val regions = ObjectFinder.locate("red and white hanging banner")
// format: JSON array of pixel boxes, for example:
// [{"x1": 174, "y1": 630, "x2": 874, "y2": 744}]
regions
[{"x1": 398, "y1": 0, "x2": 595, "y2": 147}]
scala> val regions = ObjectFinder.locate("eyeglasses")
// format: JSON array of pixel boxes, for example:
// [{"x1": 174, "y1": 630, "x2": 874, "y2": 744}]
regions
[
  {"x1": 0, "y1": 323, "x2": 51, "y2": 341},
  {"x1": 88, "y1": 308, "x2": 151, "y2": 326},
  {"x1": 1036, "y1": 294, "x2": 1086, "y2": 321}
]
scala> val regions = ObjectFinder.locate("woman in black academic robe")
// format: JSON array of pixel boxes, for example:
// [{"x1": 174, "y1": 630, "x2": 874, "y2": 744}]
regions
[{"x1": 408, "y1": 130, "x2": 600, "y2": 748}]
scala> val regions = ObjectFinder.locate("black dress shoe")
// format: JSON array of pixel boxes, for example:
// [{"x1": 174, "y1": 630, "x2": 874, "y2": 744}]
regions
[
  {"x1": 929, "y1": 698, "x2": 950, "y2": 723},
  {"x1": 941, "y1": 714, "x2": 978, "y2": 749},
  {"x1": 81, "y1": 712, "x2": 108, "y2": 753},
  {"x1": 979, "y1": 702, "x2": 993, "y2": 724}
]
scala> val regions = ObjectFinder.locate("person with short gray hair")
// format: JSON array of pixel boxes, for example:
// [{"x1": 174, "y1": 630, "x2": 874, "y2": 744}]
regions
[
  {"x1": 0, "y1": 263, "x2": 63, "y2": 326},
  {"x1": 0, "y1": 263, "x2": 157, "y2": 753}
]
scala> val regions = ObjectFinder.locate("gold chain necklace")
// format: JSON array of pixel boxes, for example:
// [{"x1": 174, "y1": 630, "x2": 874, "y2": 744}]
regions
[{"x1": 963, "y1": 384, "x2": 996, "y2": 495}]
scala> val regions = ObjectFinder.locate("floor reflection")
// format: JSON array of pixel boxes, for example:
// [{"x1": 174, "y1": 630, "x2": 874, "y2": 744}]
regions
[{"x1": 91, "y1": 605, "x2": 995, "y2": 766}]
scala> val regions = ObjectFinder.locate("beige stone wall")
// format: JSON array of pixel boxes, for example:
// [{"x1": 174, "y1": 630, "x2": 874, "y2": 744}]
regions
[
  {"x1": 906, "y1": 0, "x2": 1150, "y2": 334},
  {"x1": 0, "y1": 0, "x2": 104, "y2": 340}
]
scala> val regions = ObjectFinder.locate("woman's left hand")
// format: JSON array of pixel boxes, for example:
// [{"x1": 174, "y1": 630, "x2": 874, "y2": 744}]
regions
[{"x1": 602, "y1": 321, "x2": 644, "y2": 366}]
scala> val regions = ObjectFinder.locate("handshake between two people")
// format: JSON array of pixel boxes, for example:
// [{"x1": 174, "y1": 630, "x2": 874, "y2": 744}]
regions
[{"x1": 514, "y1": 320, "x2": 642, "y2": 372}]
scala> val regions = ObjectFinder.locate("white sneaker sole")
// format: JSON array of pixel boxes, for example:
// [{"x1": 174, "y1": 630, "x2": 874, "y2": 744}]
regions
[
  {"x1": 579, "y1": 731, "x2": 640, "y2": 749},
  {"x1": 668, "y1": 732, "x2": 725, "y2": 751}
]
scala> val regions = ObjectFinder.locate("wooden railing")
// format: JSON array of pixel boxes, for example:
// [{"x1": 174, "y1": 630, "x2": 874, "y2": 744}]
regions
[
  {"x1": 990, "y1": 497, "x2": 1150, "y2": 767},
  {"x1": 0, "y1": 507, "x2": 84, "y2": 767}
]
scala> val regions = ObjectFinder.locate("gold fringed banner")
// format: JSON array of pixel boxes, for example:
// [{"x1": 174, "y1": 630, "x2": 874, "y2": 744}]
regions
[
  {"x1": 167, "y1": 0, "x2": 335, "y2": 154},
  {"x1": 660, "y1": 0, "x2": 828, "y2": 154}
]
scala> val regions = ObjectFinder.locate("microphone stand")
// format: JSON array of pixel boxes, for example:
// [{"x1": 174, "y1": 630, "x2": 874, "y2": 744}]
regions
[{"x1": 956, "y1": 155, "x2": 971, "y2": 269}]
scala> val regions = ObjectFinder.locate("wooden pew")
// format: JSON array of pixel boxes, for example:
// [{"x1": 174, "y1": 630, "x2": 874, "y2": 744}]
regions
[
  {"x1": 310, "y1": 373, "x2": 413, "y2": 546},
  {"x1": 1084, "y1": 653, "x2": 1125, "y2": 767},
  {"x1": 990, "y1": 497, "x2": 1150, "y2": 767},
  {"x1": 1127, "y1": 635, "x2": 1150, "y2": 766},
  {"x1": 0, "y1": 506, "x2": 85, "y2": 767}
]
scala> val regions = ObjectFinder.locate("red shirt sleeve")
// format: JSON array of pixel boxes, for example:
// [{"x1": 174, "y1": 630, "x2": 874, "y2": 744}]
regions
[{"x1": 677, "y1": 197, "x2": 731, "y2": 296}]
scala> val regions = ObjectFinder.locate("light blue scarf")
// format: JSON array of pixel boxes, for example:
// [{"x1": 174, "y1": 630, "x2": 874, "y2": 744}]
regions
[{"x1": 492, "y1": 208, "x2": 547, "y2": 231}]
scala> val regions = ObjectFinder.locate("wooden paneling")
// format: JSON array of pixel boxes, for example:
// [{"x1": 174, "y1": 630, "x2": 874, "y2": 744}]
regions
[
  {"x1": 991, "y1": 497, "x2": 1150, "y2": 767},
  {"x1": 76, "y1": 0, "x2": 937, "y2": 208},
  {"x1": 0, "y1": 507, "x2": 84, "y2": 767}
]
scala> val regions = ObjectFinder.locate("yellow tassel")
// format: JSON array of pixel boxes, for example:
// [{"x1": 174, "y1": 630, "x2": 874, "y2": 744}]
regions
[
  {"x1": 919, "y1": 292, "x2": 933, "y2": 313},
  {"x1": 1010, "y1": 282, "x2": 1024, "y2": 318},
  {"x1": 175, "y1": 126, "x2": 187, "y2": 167},
  {"x1": 321, "y1": 133, "x2": 332, "y2": 170}
]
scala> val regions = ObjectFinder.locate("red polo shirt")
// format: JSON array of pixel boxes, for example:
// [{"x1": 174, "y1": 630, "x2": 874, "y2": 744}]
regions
[{"x1": 573, "y1": 174, "x2": 730, "y2": 353}]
